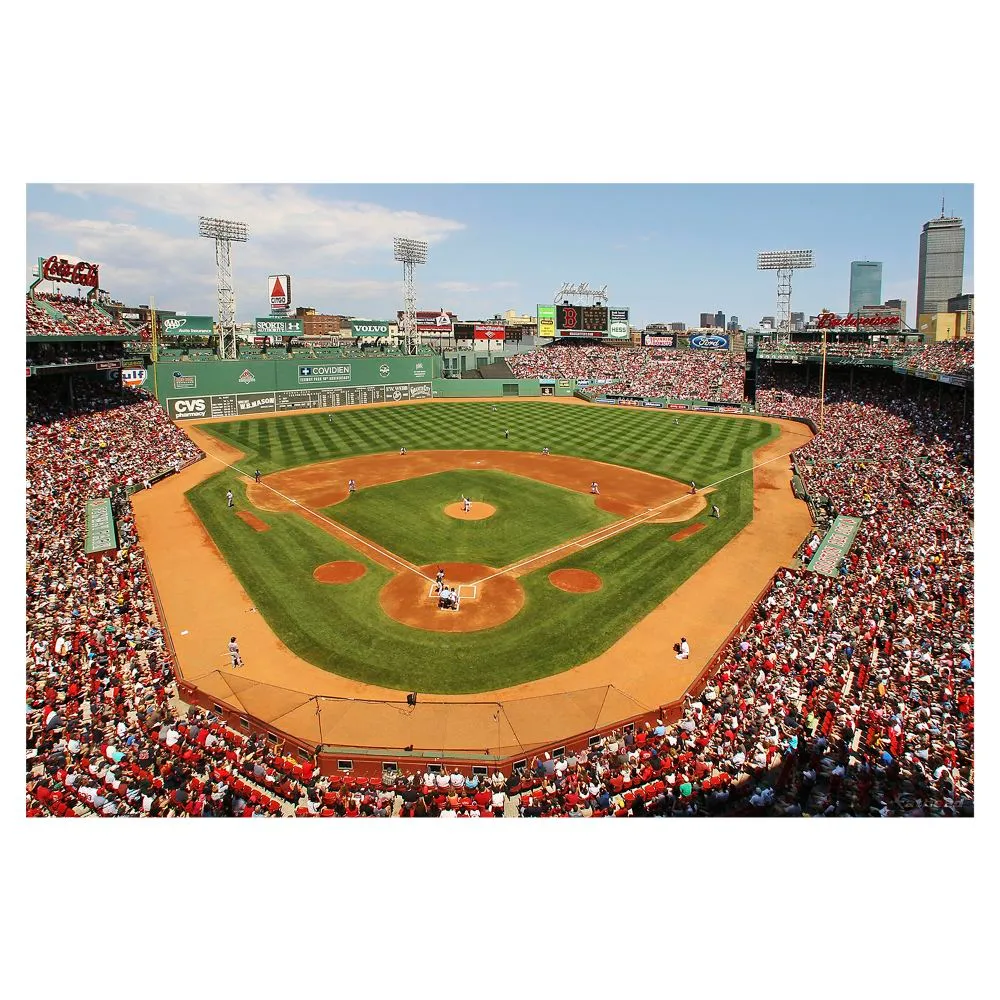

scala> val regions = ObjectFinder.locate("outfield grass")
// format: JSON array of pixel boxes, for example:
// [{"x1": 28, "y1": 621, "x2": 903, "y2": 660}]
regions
[
  {"x1": 186, "y1": 402, "x2": 780, "y2": 693},
  {"x1": 200, "y1": 400, "x2": 774, "y2": 486},
  {"x1": 326, "y1": 469, "x2": 618, "y2": 567}
]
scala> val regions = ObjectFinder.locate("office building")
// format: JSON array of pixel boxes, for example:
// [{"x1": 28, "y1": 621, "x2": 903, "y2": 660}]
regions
[
  {"x1": 885, "y1": 299, "x2": 907, "y2": 326},
  {"x1": 668, "y1": 322, "x2": 687, "y2": 332},
  {"x1": 714, "y1": 310, "x2": 725, "y2": 330},
  {"x1": 699, "y1": 312, "x2": 716, "y2": 329},
  {"x1": 917, "y1": 212, "x2": 965, "y2": 316},
  {"x1": 790, "y1": 311, "x2": 805, "y2": 332},
  {"x1": 760, "y1": 315, "x2": 776, "y2": 330},
  {"x1": 849, "y1": 261, "x2": 883, "y2": 314},
  {"x1": 727, "y1": 315, "x2": 739, "y2": 332}
]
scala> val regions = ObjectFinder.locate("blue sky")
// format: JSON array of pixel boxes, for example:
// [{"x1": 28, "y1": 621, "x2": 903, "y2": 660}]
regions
[{"x1": 26, "y1": 183, "x2": 973, "y2": 328}]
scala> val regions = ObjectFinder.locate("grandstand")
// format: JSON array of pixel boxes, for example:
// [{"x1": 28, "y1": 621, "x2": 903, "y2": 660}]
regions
[{"x1": 25, "y1": 267, "x2": 974, "y2": 817}]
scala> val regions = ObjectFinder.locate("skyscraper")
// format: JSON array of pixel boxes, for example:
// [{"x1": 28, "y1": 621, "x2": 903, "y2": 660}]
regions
[
  {"x1": 790, "y1": 311, "x2": 805, "y2": 332},
  {"x1": 849, "y1": 261, "x2": 883, "y2": 314},
  {"x1": 714, "y1": 310, "x2": 725, "y2": 330},
  {"x1": 917, "y1": 211, "x2": 965, "y2": 316},
  {"x1": 699, "y1": 312, "x2": 716, "y2": 329}
]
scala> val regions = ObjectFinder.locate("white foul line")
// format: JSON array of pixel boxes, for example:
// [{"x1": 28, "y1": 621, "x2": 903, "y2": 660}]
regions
[{"x1": 473, "y1": 447, "x2": 800, "y2": 586}]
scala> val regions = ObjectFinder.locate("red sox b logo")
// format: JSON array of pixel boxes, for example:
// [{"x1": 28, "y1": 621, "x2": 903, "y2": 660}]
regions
[{"x1": 563, "y1": 307, "x2": 578, "y2": 329}]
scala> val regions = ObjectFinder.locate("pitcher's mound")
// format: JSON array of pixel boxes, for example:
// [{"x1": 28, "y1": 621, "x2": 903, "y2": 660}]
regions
[
  {"x1": 549, "y1": 569, "x2": 603, "y2": 593},
  {"x1": 313, "y1": 561, "x2": 367, "y2": 584},
  {"x1": 670, "y1": 522, "x2": 706, "y2": 542},
  {"x1": 237, "y1": 511, "x2": 270, "y2": 532},
  {"x1": 380, "y1": 562, "x2": 523, "y2": 632},
  {"x1": 444, "y1": 501, "x2": 496, "y2": 521}
]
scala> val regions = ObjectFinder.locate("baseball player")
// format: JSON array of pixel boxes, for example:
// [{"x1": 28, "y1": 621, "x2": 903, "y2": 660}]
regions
[
  {"x1": 228, "y1": 636, "x2": 243, "y2": 668},
  {"x1": 690, "y1": 480, "x2": 697, "y2": 494},
  {"x1": 590, "y1": 481, "x2": 600, "y2": 495},
  {"x1": 542, "y1": 447, "x2": 550, "y2": 456},
  {"x1": 435, "y1": 567, "x2": 446, "y2": 593},
  {"x1": 400, "y1": 447, "x2": 407, "y2": 456},
  {"x1": 503, "y1": 428, "x2": 509, "y2": 440},
  {"x1": 226, "y1": 489, "x2": 234, "y2": 509},
  {"x1": 462, "y1": 496, "x2": 471, "y2": 513},
  {"x1": 711, "y1": 504, "x2": 720, "y2": 518},
  {"x1": 254, "y1": 469, "x2": 261, "y2": 484},
  {"x1": 348, "y1": 479, "x2": 356, "y2": 495}
]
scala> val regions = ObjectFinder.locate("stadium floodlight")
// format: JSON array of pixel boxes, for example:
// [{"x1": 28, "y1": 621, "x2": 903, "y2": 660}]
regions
[
  {"x1": 393, "y1": 236, "x2": 429, "y2": 354},
  {"x1": 756, "y1": 249, "x2": 814, "y2": 336},
  {"x1": 199, "y1": 216, "x2": 249, "y2": 360}
]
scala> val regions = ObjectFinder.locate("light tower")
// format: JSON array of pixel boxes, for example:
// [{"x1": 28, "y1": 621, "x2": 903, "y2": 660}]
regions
[
  {"x1": 756, "y1": 249, "x2": 814, "y2": 338},
  {"x1": 393, "y1": 236, "x2": 428, "y2": 355},
  {"x1": 199, "y1": 216, "x2": 249, "y2": 359}
]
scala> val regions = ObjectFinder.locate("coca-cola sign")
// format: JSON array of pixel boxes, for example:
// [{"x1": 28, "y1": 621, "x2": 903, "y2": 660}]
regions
[
  {"x1": 41, "y1": 256, "x2": 100, "y2": 288},
  {"x1": 817, "y1": 312, "x2": 900, "y2": 329}
]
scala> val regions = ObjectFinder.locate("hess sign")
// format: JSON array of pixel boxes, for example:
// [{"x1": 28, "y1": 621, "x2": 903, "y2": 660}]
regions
[
  {"x1": 817, "y1": 313, "x2": 900, "y2": 329},
  {"x1": 42, "y1": 256, "x2": 100, "y2": 288}
]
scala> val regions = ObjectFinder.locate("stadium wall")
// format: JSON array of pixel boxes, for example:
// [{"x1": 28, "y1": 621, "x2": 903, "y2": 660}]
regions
[
  {"x1": 432, "y1": 378, "x2": 577, "y2": 398},
  {"x1": 152, "y1": 357, "x2": 440, "y2": 419}
]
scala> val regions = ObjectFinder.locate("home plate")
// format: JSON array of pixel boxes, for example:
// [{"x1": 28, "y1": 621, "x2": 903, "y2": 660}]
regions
[{"x1": 425, "y1": 583, "x2": 479, "y2": 600}]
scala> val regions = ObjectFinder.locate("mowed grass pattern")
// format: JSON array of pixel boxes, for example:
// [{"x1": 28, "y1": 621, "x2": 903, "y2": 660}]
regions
[
  {"x1": 200, "y1": 400, "x2": 774, "y2": 487},
  {"x1": 187, "y1": 403, "x2": 781, "y2": 693},
  {"x1": 327, "y1": 469, "x2": 618, "y2": 567}
]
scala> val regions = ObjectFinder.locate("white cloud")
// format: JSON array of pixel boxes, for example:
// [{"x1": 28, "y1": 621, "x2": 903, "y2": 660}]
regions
[{"x1": 30, "y1": 185, "x2": 467, "y2": 318}]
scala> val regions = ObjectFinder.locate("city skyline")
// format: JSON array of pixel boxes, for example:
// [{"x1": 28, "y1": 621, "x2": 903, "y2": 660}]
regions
[{"x1": 26, "y1": 184, "x2": 974, "y2": 330}]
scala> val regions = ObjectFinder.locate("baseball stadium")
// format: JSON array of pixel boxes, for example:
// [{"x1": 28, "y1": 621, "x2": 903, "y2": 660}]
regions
[{"x1": 25, "y1": 222, "x2": 975, "y2": 819}]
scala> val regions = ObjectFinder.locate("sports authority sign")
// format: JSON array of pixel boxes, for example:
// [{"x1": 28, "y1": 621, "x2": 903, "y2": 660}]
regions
[
  {"x1": 161, "y1": 316, "x2": 215, "y2": 337},
  {"x1": 350, "y1": 320, "x2": 392, "y2": 338},
  {"x1": 474, "y1": 323, "x2": 505, "y2": 341},
  {"x1": 268, "y1": 275, "x2": 291, "y2": 313},
  {"x1": 41, "y1": 255, "x2": 100, "y2": 288},
  {"x1": 255, "y1": 317, "x2": 304, "y2": 335},
  {"x1": 817, "y1": 312, "x2": 902, "y2": 330}
]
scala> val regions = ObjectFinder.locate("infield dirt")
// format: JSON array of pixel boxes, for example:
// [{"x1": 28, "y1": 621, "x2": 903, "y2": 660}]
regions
[{"x1": 130, "y1": 401, "x2": 812, "y2": 749}]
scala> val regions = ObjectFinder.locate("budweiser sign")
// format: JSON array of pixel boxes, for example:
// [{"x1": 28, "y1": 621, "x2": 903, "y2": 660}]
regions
[
  {"x1": 41, "y1": 256, "x2": 100, "y2": 288},
  {"x1": 817, "y1": 312, "x2": 900, "y2": 329}
]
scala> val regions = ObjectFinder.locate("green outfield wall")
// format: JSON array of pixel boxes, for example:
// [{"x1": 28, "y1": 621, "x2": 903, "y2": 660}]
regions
[{"x1": 153, "y1": 357, "x2": 441, "y2": 420}]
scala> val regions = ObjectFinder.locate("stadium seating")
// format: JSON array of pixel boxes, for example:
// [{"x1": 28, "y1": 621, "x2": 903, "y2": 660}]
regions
[
  {"x1": 26, "y1": 294, "x2": 131, "y2": 337},
  {"x1": 507, "y1": 344, "x2": 745, "y2": 402},
  {"x1": 25, "y1": 362, "x2": 973, "y2": 817}
]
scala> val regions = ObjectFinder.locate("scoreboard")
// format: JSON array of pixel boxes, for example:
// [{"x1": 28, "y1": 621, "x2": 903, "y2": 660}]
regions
[
  {"x1": 557, "y1": 304, "x2": 608, "y2": 337},
  {"x1": 555, "y1": 304, "x2": 629, "y2": 338}
]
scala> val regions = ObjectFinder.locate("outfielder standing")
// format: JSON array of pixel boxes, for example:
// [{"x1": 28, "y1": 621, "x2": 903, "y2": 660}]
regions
[
  {"x1": 226, "y1": 489, "x2": 234, "y2": 509},
  {"x1": 228, "y1": 636, "x2": 243, "y2": 669}
]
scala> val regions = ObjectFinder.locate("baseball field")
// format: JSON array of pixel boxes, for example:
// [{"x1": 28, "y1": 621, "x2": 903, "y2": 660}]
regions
[{"x1": 179, "y1": 400, "x2": 780, "y2": 693}]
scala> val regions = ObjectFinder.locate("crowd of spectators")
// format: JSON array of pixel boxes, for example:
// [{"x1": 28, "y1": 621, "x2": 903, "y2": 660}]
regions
[
  {"x1": 903, "y1": 339, "x2": 974, "y2": 375},
  {"x1": 27, "y1": 343, "x2": 124, "y2": 368},
  {"x1": 27, "y1": 294, "x2": 130, "y2": 337},
  {"x1": 26, "y1": 363, "x2": 973, "y2": 818},
  {"x1": 508, "y1": 344, "x2": 745, "y2": 402}
]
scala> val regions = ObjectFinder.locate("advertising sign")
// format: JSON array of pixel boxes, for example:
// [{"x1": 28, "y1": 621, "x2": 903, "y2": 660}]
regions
[
  {"x1": 255, "y1": 317, "x2": 304, "y2": 335},
  {"x1": 298, "y1": 363, "x2": 353, "y2": 385},
  {"x1": 689, "y1": 333, "x2": 730, "y2": 350},
  {"x1": 404, "y1": 310, "x2": 454, "y2": 333},
  {"x1": 643, "y1": 333, "x2": 675, "y2": 348},
  {"x1": 41, "y1": 255, "x2": 100, "y2": 288},
  {"x1": 474, "y1": 323, "x2": 505, "y2": 341},
  {"x1": 122, "y1": 367, "x2": 148, "y2": 388},
  {"x1": 537, "y1": 304, "x2": 556, "y2": 338},
  {"x1": 161, "y1": 315, "x2": 215, "y2": 337},
  {"x1": 817, "y1": 312, "x2": 900, "y2": 330},
  {"x1": 268, "y1": 275, "x2": 291, "y2": 313},
  {"x1": 350, "y1": 320, "x2": 392, "y2": 338},
  {"x1": 608, "y1": 306, "x2": 630, "y2": 338}
]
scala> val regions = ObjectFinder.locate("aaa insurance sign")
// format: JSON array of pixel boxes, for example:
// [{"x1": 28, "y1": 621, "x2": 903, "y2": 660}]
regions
[{"x1": 268, "y1": 275, "x2": 291, "y2": 312}]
